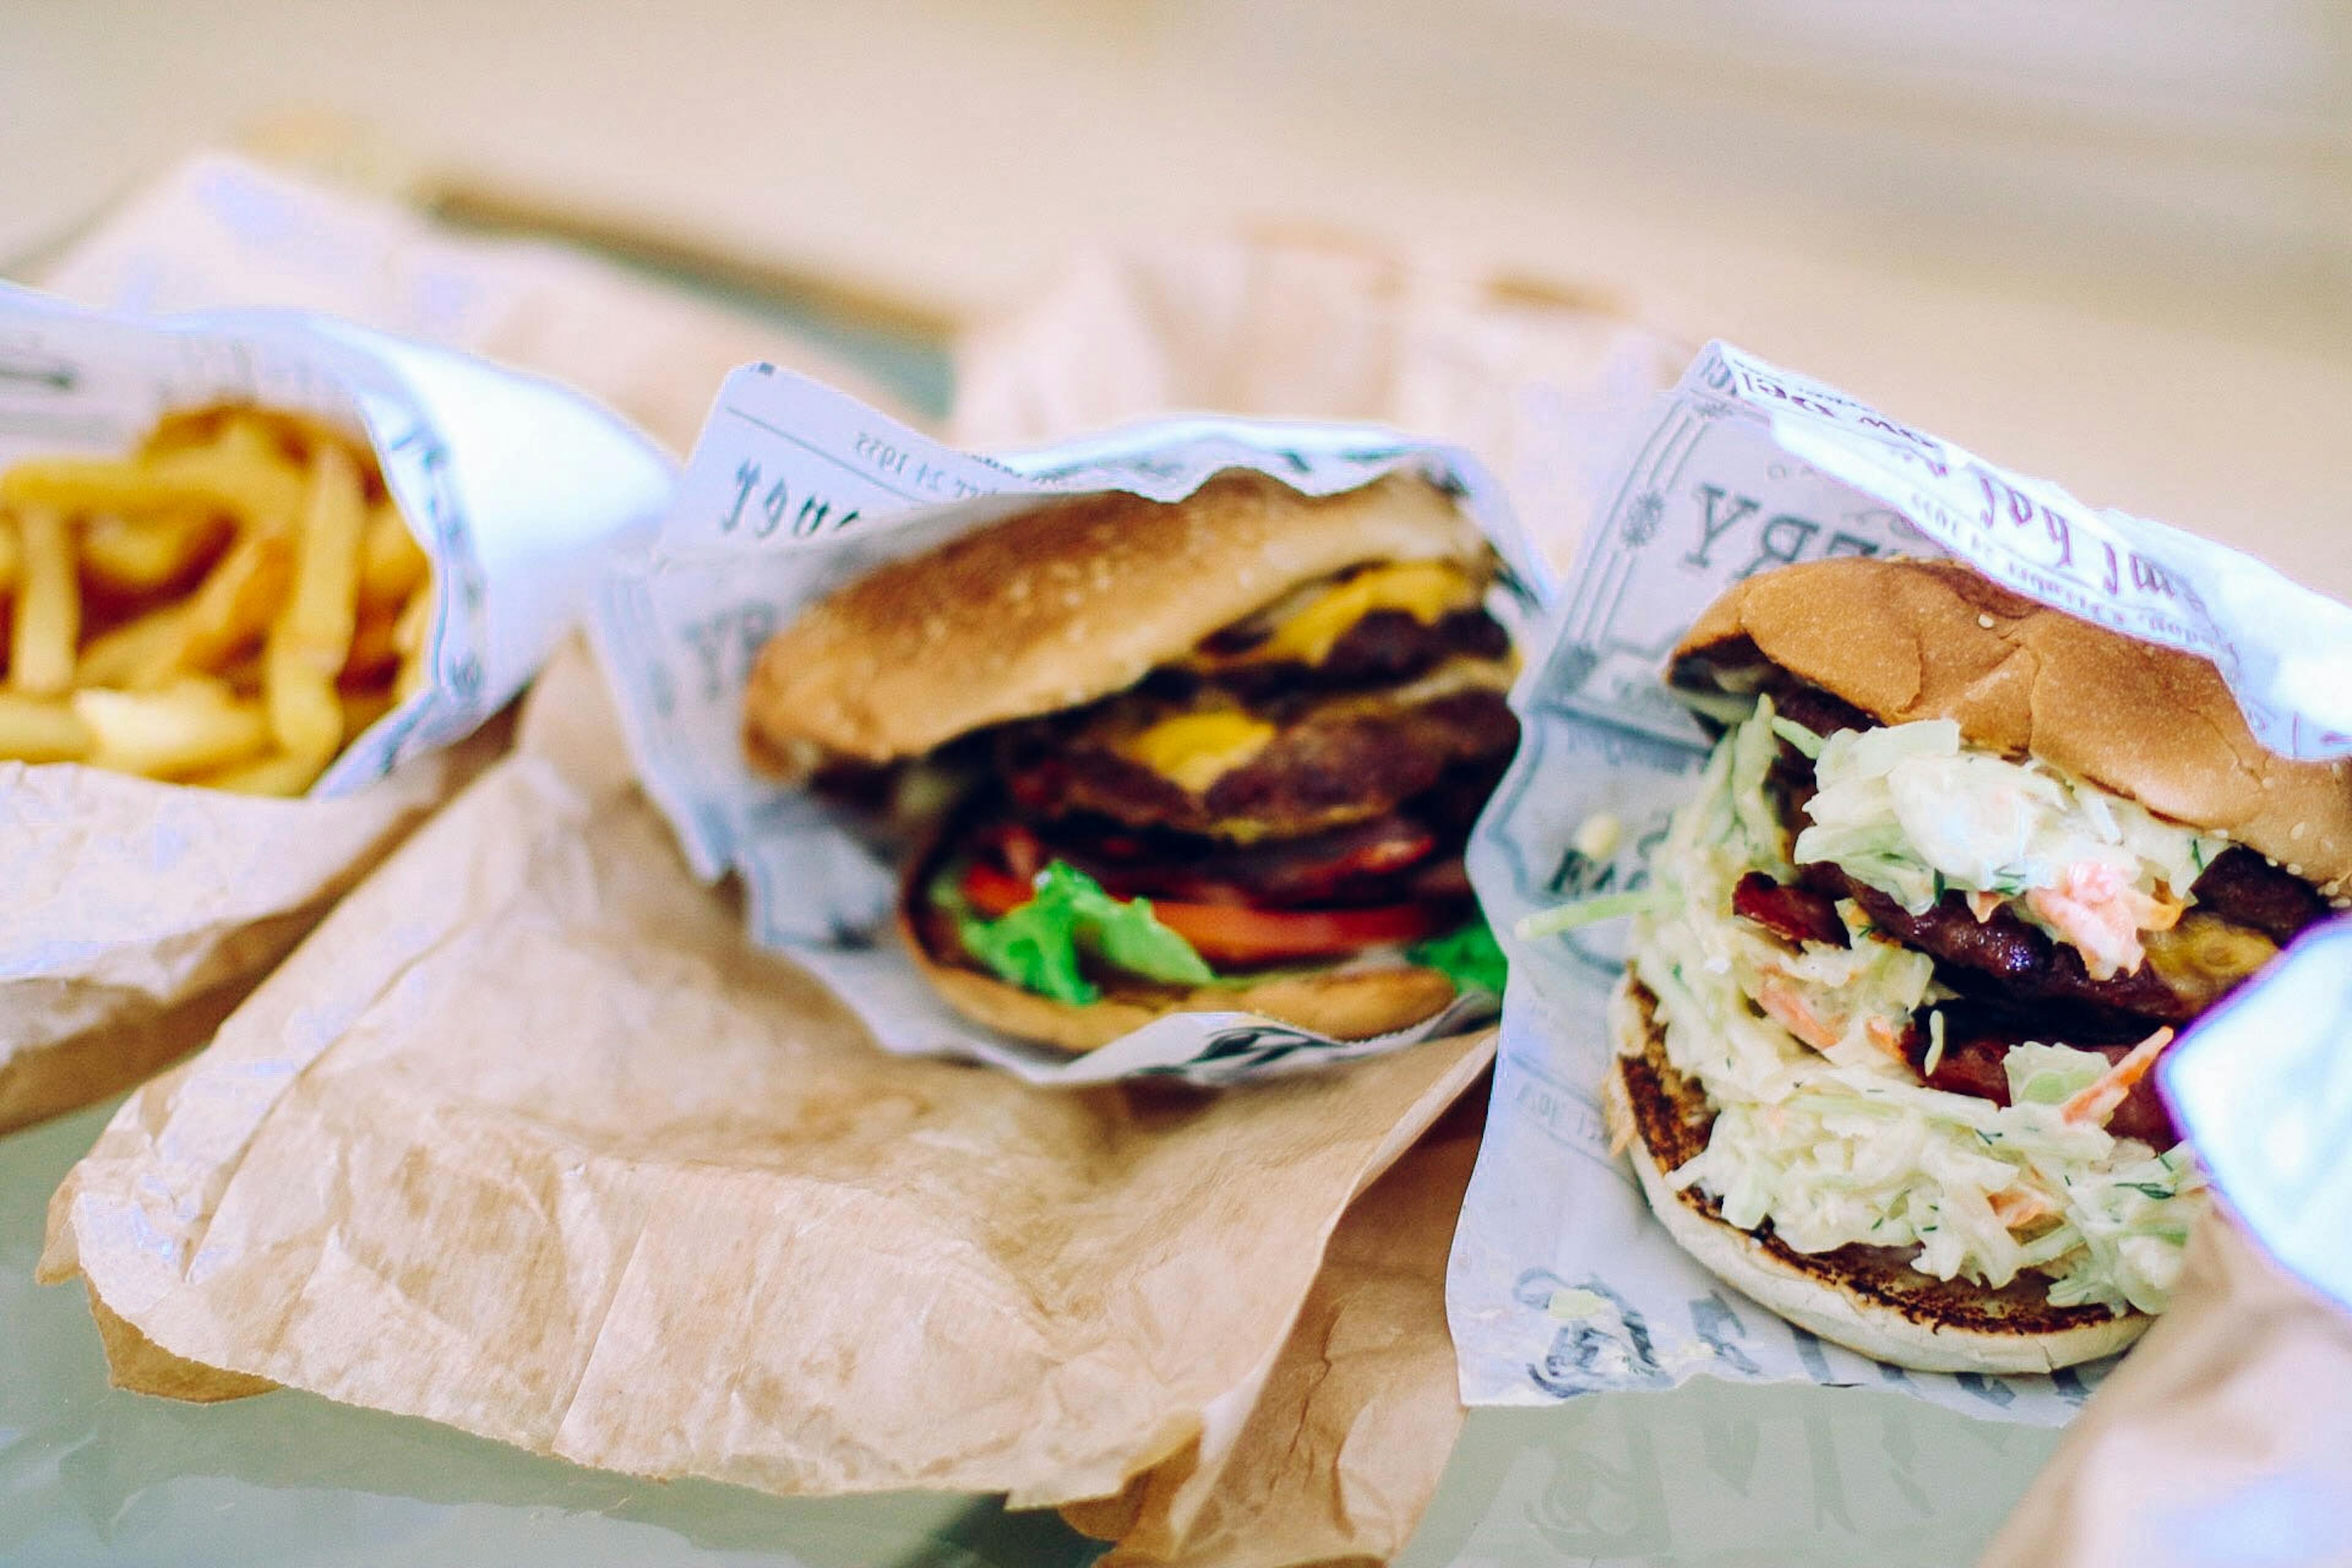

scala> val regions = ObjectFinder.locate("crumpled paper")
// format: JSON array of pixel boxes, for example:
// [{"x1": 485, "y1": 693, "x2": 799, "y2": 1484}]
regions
[
  {"x1": 40, "y1": 230, "x2": 1657, "y2": 1561},
  {"x1": 0, "y1": 277, "x2": 669, "y2": 1133},
  {"x1": 40, "y1": 149, "x2": 917, "y2": 452},
  {"x1": 950, "y1": 230, "x2": 1688, "y2": 578},
  {"x1": 1979, "y1": 1212, "x2": 2352, "y2": 1568},
  {"x1": 0, "y1": 723, "x2": 497, "y2": 1135},
  {"x1": 1063, "y1": 1095, "x2": 1485, "y2": 1567},
  {"x1": 39, "y1": 641, "x2": 1494, "y2": 1510},
  {"x1": 0, "y1": 153, "x2": 762, "y2": 1134},
  {"x1": 951, "y1": 235, "x2": 1676, "y2": 1559}
]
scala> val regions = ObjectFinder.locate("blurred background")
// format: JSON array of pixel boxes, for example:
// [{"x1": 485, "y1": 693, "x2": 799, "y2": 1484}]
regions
[{"x1": 7, "y1": 0, "x2": 2350, "y2": 567}]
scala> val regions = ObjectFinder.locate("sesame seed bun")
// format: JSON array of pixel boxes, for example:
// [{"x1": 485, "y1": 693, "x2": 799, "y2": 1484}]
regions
[{"x1": 743, "y1": 472, "x2": 1485, "y2": 777}]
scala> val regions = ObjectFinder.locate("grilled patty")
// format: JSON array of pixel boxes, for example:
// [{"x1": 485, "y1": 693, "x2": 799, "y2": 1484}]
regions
[
  {"x1": 997, "y1": 670, "x2": 1520, "y2": 840},
  {"x1": 1728, "y1": 682, "x2": 2325, "y2": 1137}
]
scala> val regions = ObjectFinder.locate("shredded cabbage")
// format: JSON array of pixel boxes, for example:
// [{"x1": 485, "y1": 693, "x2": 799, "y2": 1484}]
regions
[
  {"x1": 1795, "y1": 718, "x2": 2228, "y2": 924},
  {"x1": 1621, "y1": 699, "x2": 2207, "y2": 1317}
]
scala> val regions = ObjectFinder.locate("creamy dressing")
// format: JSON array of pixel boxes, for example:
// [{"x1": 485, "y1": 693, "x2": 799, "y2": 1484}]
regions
[
  {"x1": 1625, "y1": 700, "x2": 2207, "y2": 1316},
  {"x1": 1793, "y1": 718, "x2": 2226, "y2": 978}
]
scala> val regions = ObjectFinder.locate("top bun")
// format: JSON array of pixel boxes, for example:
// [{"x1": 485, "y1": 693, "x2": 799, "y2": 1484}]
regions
[
  {"x1": 1675, "y1": 556, "x2": 2352, "y2": 894},
  {"x1": 744, "y1": 471, "x2": 1483, "y2": 774}
]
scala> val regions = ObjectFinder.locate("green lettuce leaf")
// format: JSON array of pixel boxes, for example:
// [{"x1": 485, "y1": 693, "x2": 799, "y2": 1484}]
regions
[
  {"x1": 1407, "y1": 913, "x2": 1509, "y2": 995},
  {"x1": 954, "y1": 861, "x2": 1215, "y2": 1005}
]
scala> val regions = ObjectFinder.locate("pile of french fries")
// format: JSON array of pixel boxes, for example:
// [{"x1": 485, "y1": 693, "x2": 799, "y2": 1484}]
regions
[{"x1": 0, "y1": 406, "x2": 432, "y2": 796}]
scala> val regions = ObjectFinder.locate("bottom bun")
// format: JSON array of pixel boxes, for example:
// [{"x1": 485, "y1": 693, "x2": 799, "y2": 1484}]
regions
[
  {"x1": 1606, "y1": 974, "x2": 2149, "y2": 1374},
  {"x1": 898, "y1": 902, "x2": 1460, "y2": 1054}
]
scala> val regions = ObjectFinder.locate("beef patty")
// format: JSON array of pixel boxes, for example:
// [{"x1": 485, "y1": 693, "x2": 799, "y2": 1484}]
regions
[{"x1": 997, "y1": 668, "x2": 1520, "y2": 840}]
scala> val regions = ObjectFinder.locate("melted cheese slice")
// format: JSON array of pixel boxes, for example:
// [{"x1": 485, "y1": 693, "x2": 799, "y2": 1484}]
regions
[
  {"x1": 1229, "y1": 560, "x2": 1479, "y2": 666},
  {"x1": 1120, "y1": 710, "x2": 1278, "y2": 793}
]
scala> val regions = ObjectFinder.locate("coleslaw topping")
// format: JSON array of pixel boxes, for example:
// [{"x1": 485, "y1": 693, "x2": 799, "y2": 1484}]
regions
[{"x1": 1604, "y1": 699, "x2": 2210, "y2": 1314}]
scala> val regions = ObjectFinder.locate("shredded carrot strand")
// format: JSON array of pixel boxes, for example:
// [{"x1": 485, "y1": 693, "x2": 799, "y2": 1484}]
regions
[{"x1": 2062, "y1": 1027, "x2": 2177, "y2": 1126}]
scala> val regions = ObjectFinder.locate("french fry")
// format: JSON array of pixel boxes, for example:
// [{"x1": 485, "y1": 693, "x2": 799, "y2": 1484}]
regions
[
  {"x1": 341, "y1": 603, "x2": 402, "y2": 685},
  {"x1": 80, "y1": 511, "x2": 230, "y2": 595},
  {"x1": 358, "y1": 503, "x2": 429, "y2": 610},
  {"x1": 216, "y1": 650, "x2": 265, "y2": 699},
  {"x1": 138, "y1": 405, "x2": 235, "y2": 457},
  {"x1": 10, "y1": 507, "x2": 79, "y2": 695},
  {"x1": 0, "y1": 418, "x2": 307, "y2": 533},
  {"x1": 391, "y1": 582, "x2": 434, "y2": 702},
  {"x1": 167, "y1": 530, "x2": 295, "y2": 674},
  {"x1": 75, "y1": 604, "x2": 190, "y2": 689},
  {"x1": 143, "y1": 417, "x2": 309, "y2": 530},
  {"x1": 0, "y1": 693, "x2": 91, "y2": 763},
  {"x1": 191, "y1": 749, "x2": 326, "y2": 798},
  {"x1": 72, "y1": 679, "x2": 272, "y2": 779},
  {"x1": 1, "y1": 405, "x2": 410, "y2": 791},
  {"x1": 264, "y1": 445, "x2": 366, "y2": 766}
]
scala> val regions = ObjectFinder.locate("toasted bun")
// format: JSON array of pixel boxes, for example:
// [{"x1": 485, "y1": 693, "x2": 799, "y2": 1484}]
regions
[
  {"x1": 897, "y1": 900, "x2": 1460, "y2": 1054},
  {"x1": 745, "y1": 472, "x2": 1483, "y2": 774},
  {"x1": 1606, "y1": 974, "x2": 2147, "y2": 1374},
  {"x1": 1675, "y1": 556, "x2": 2352, "y2": 895}
]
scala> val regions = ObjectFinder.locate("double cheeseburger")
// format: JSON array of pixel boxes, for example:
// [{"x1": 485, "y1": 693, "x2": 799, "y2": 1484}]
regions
[
  {"x1": 742, "y1": 472, "x2": 1521, "y2": 1051},
  {"x1": 1578, "y1": 557, "x2": 2348, "y2": 1372}
]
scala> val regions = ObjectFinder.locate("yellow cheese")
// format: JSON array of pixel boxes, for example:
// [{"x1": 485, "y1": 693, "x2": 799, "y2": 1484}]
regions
[
  {"x1": 1240, "y1": 560, "x2": 1476, "y2": 666},
  {"x1": 1121, "y1": 710, "x2": 1277, "y2": 793}
]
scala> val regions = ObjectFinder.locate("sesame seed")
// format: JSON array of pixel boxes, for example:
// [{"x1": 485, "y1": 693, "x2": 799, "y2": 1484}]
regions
[
  {"x1": 2288, "y1": 864, "x2": 2304, "y2": 876},
  {"x1": 1977, "y1": 614, "x2": 1996, "y2": 629},
  {"x1": 2292, "y1": 821, "x2": 2310, "y2": 840}
]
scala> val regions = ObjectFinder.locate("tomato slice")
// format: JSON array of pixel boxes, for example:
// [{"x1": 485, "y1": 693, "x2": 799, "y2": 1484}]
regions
[
  {"x1": 957, "y1": 862, "x2": 1442, "y2": 965},
  {"x1": 1151, "y1": 899, "x2": 1444, "y2": 965},
  {"x1": 962, "y1": 862, "x2": 1037, "y2": 919}
]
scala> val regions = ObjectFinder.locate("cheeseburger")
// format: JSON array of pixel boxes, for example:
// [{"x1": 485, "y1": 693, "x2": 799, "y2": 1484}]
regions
[
  {"x1": 742, "y1": 472, "x2": 1521, "y2": 1051},
  {"x1": 1547, "y1": 557, "x2": 2348, "y2": 1372}
]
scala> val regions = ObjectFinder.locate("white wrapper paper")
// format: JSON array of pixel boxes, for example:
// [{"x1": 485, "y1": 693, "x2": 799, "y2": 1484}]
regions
[
  {"x1": 0, "y1": 283, "x2": 676, "y2": 790},
  {"x1": 593, "y1": 363, "x2": 1547, "y2": 1085},
  {"x1": 1448, "y1": 341, "x2": 2352, "y2": 1423}
]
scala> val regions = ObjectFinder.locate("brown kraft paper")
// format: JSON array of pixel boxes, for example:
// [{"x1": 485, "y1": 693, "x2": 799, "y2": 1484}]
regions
[
  {"x1": 955, "y1": 233, "x2": 1679, "y2": 1561},
  {"x1": 0, "y1": 730, "x2": 497, "y2": 1134},
  {"x1": 1980, "y1": 1208, "x2": 2352, "y2": 1568},
  {"x1": 42, "y1": 640, "x2": 1495, "y2": 1509}
]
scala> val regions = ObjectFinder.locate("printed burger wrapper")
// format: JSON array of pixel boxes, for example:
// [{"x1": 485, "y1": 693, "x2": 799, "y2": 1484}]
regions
[
  {"x1": 1980, "y1": 921, "x2": 2352, "y2": 1568},
  {"x1": 0, "y1": 282, "x2": 673, "y2": 1132},
  {"x1": 39, "y1": 637, "x2": 1499, "y2": 1520},
  {"x1": 1449, "y1": 342, "x2": 2352, "y2": 1425},
  {"x1": 592, "y1": 366, "x2": 1550, "y2": 1087}
]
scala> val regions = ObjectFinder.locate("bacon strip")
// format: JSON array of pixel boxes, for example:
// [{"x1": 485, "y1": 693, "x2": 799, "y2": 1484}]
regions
[{"x1": 1732, "y1": 872, "x2": 1849, "y2": 947}]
